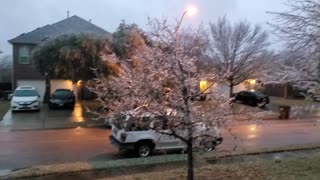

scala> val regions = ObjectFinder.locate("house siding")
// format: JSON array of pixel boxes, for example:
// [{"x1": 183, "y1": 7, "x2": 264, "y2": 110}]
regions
[{"x1": 12, "y1": 43, "x2": 44, "y2": 89}]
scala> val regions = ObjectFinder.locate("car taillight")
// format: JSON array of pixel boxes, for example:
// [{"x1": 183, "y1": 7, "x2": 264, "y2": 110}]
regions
[{"x1": 120, "y1": 132, "x2": 127, "y2": 142}]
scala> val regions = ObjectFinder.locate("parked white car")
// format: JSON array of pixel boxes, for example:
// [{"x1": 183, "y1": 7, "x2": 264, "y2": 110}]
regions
[
  {"x1": 11, "y1": 86, "x2": 40, "y2": 111},
  {"x1": 109, "y1": 114, "x2": 223, "y2": 157}
]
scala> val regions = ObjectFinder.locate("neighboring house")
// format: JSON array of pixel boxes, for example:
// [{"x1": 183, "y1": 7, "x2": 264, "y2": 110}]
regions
[
  {"x1": 8, "y1": 15, "x2": 110, "y2": 100},
  {"x1": 199, "y1": 79, "x2": 260, "y2": 98},
  {"x1": 196, "y1": 57, "x2": 262, "y2": 97}
]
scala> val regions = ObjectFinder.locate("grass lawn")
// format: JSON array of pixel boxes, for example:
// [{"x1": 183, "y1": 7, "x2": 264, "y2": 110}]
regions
[
  {"x1": 107, "y1": 156, "x2": 320, "y2": 180},
  {"x1": 269, "y1": 96, "x2": 309, "y2": 107},
  {"x1": 0, "y1": 100, "x2": 9, "y2": 120}
]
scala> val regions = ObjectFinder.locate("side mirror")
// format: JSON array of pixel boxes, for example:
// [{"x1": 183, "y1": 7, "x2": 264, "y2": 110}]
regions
[{"x1": 38, "y1": 95, "x2": 40, "y2": 98}]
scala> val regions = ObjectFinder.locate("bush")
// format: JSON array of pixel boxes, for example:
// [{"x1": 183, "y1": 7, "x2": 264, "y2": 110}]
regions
[{"x1": 0, "y1": 83, "x2": 11, "y2": 91}]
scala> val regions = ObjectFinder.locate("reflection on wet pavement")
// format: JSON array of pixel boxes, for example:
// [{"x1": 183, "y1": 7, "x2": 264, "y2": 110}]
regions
[
  {"x1": 72, "y1": 104, "x2": 84, "y2": 122},
  {"x1": 0, "y1": 102, "x2": 99, "y2": 130}
]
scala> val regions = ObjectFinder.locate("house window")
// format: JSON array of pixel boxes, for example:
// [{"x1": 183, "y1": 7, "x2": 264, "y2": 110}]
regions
[{"x1": 19, "y1": 46, "x2": 30, "y2": 64}]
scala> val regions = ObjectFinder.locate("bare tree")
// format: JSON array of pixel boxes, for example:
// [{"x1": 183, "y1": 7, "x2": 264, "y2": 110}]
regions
[
  {"x1": 0, "y1": 51, "x2": 11, "y2": 84},
  {"x1": 268, "y1": 0, "x2": 320, "y2": 96},
  {"x1": 88, "y1": 18, "x2": 233, "y2": 180},
  {"x1": 0, "y1": 50, "x2": 10, "y2": 70},
  {"x1": 208, "y1": 17, "x2": 270, "y2": 97},
  {"x1": 265, "y1": 47, "x2": 320, "y2": 98},
  {"x1": 269, "y1": 0, "x2": 320, "y2": 54}
]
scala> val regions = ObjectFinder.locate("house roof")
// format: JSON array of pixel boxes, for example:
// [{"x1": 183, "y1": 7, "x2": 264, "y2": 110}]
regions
[{"x1": 9, "y1": 15, "x2": 110, "y2": 44}]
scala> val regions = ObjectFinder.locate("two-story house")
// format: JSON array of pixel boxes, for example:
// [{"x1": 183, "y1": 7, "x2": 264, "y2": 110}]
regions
[{"x1": 8, "y1": 15, "x2": 110, "y2": 100}]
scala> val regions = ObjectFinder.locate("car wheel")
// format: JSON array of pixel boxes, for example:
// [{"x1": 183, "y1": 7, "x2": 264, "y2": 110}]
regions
[
  {"x1": 257, "y1": 101, "x2": 267, "y2": 108},
  {"x1": 204, "y1": 143, "x2": 215, "y2": 152},
  {"x1": 135, "y1": 142, "x2": 154, "y2": 157}
]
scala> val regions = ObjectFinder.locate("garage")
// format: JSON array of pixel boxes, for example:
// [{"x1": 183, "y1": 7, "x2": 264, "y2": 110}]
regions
[
  {"x1": 50, "y1": 80, "x2": 74, "y2": 93},
  {"x1": 50, "y1": 80, "x2": 78, "y2": 99},
  {"x1": 17, "y1": 80, "x2": 46, "y2": 101}
]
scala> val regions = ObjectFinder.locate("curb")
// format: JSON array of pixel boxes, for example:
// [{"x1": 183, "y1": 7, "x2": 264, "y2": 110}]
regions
[
  {"x1": 1, "y1": 154, "x2": 187, "y2": 180},
  {"x1": 3, "y1": 143, "x2": 320, "y2": 180},
  {"x1": 204, "y1": 143, "x2": 320, "y2": 161}
]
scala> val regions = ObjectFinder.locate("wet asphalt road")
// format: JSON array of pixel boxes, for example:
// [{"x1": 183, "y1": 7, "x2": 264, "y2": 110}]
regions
[{"x1": 1, "y1": 120, "x2": 320, "y2": 170}]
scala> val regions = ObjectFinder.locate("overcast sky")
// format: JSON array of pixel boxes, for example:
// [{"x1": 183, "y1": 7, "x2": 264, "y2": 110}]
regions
[{"x1": 0, "y1": 0, "x2": 288, "y2": 55}]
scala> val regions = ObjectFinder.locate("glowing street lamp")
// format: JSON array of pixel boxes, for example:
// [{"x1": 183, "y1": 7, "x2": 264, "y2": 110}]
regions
[
  {"x1": 185, "y1": 5, "x2": 198, "y2": 17},
  {"x1": 175, "y1": 4, "x2": 198, "y2": 48}
]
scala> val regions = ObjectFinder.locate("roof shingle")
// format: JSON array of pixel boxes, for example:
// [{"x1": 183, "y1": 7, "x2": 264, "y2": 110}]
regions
[{"x1": 9, "y1": 15, "x2": 110, "y2": 44}]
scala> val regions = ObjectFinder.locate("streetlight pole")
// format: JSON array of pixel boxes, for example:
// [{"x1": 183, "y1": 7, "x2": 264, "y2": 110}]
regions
[
  {"x1": 174, "y1": 5, "x2": 198, "y2": 180},
  {"x1": 175, "y1": 5, "x2": 197, "y2": 49},
  {"x1": 175, "y1": 11, "x2": 188, "y2": 49}
]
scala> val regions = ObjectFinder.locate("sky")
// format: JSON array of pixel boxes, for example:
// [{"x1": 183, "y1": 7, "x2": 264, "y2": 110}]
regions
[{"x1": 0, "y1": 0, "x2": 288, "y2": 55}]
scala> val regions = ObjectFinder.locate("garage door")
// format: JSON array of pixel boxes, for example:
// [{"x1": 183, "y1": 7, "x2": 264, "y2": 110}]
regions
[
  {"x1": 17, "y1": 80, "x2": 46, "y2": 101},
  {"x1": 50, "y1": 79, "x2": 78, "y2": 99},
  {"x1": 50, "y1": 80, "x2": 73, "y2": 93}
]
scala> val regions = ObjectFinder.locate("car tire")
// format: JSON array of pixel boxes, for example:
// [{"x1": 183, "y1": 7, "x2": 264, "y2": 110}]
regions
[
  {"x1": 204, "y1": 143, "x2": 215, "y2": 152},
  {"x1": 135, "y1": 142, "x2": 154, "y2": 157},
  {"x1": 257, "y1": 101, "x2": 267, "y2": 108},
  {"x1": 201, "y1": 141, "x2": 215, "y2": 152}
]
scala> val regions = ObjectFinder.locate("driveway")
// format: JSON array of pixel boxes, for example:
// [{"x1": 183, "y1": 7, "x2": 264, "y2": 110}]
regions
[{"x1": 0, "y1": 102, "x2": 105, "y2": 131}]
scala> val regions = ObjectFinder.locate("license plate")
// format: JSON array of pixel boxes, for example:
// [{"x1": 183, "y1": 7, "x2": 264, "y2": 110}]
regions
[{"x1": 58, "y1": 104, "x2": 63, "y2": 107}]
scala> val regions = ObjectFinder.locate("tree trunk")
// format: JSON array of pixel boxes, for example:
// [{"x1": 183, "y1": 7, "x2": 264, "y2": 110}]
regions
[
  {"x1": 229, "y1": 82, "x2": 234, "y2": 98},
  {"x1": 284, "y1": 82, "x2": 288, "y2": 99},
  {"x1": 43, "y1": 76, "x2": 50, "y2": 104},
  {"x1": 187, "y1": 139, "x2": 194, "y2": 180}
]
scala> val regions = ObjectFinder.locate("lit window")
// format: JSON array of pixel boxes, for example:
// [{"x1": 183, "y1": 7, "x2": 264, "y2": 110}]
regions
[
  {"x1": 200, "y1": 80, "x2": 208, "y2": 93},
  {"x1": 19, "y1": 46, "x2": 30, "y2": 64}
]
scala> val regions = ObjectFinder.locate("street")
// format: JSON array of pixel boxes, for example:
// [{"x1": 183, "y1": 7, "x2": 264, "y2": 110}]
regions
[{"x1": 1, "y1": 120, "x2": 320, "y2": 170}]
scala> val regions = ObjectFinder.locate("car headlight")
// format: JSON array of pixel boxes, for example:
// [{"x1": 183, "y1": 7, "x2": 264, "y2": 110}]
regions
[{"x1": 31, "y1": 100, "x2": 38, "y2": 104}]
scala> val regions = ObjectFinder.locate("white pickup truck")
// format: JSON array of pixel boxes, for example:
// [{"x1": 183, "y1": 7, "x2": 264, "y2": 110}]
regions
[{"x1": 109, "y1": 115, "x2": 223, "y2": 157}]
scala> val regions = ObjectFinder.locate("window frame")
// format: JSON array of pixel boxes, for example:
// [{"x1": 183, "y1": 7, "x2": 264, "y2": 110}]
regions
[{"x1": 18, "y1": 46, "x2": 30, "y2": 64}]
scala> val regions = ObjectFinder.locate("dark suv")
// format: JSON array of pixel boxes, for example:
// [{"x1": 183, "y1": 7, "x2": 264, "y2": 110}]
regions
[{"x1": 232, "y1": 91, "x2": 269, "y2": 108}]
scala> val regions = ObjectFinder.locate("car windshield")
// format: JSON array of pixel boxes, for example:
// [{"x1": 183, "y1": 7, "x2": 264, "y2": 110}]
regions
[
  {"x1": 252, "y1": 91, "x2": 265, "y2": 96},
  {"x1": 53, "y1": 90, "x2": 72, "y2": 97},
  {"x1": 14, "y1": 90, "x2": 38, "y2": 97}
]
